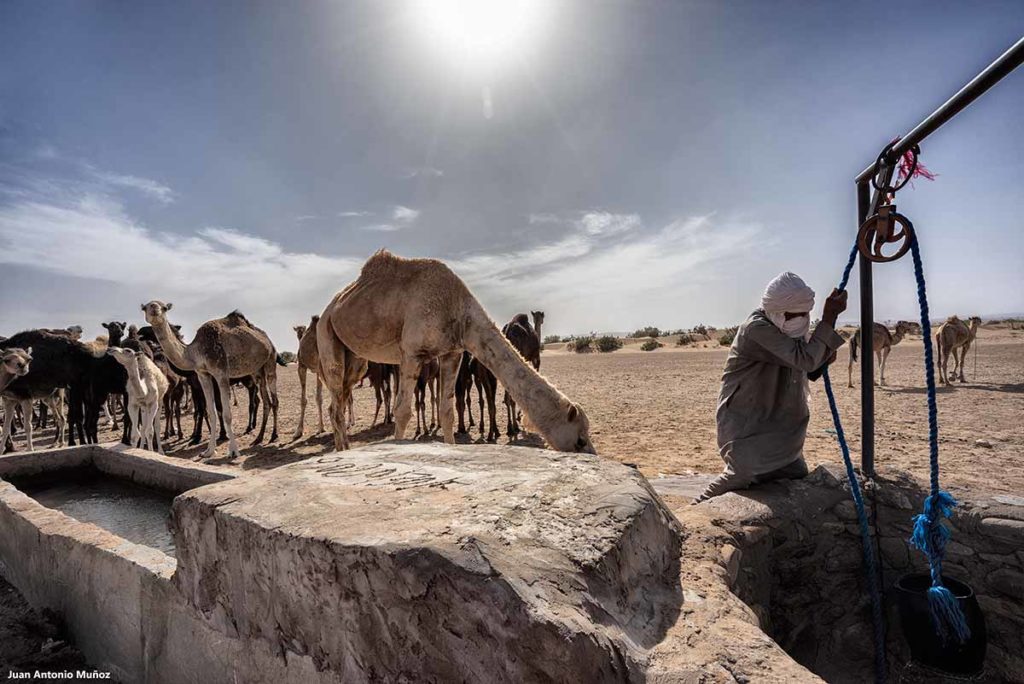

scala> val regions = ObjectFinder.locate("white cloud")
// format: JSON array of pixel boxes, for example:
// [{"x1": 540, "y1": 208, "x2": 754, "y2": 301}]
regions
[
  {"x1": 295, "y1": 214, "x2": 319, "y2": 222},
  {"x1": 90, "y1": 169, "x2": 177, "y2": 204},
  {"x1": 0, "y1": 191, "x2": 766, "y2": 344},
  {"x1": 577, "y1": 211, "x2": 641, "y2": 236},
  {"x1": 338, "y1": 210, "x2": 373, "y2": 217},
  {"x1": 358, "y1": 205, "x2": 420, "y2": 232}
]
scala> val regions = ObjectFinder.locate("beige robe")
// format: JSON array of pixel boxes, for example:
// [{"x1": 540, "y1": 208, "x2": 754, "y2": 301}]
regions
[{"x1": 716, "y1": 310, "x2": 846, "y2": 478}]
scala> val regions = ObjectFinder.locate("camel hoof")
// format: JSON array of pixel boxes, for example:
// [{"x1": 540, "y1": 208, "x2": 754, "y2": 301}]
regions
[{"x1": 269, "y1": 432, "x2": 278, "y2": 442}]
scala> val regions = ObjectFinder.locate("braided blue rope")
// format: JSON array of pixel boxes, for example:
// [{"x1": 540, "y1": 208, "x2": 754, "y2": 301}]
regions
[
  {"x1": 907, "y1": 234, "x2": 971, "y2": 644},
  {"x1": 822, "y1": 242, "x2": 887, "y2": 683}
]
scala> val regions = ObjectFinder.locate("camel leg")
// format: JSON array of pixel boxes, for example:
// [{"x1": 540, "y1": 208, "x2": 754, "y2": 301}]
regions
[
  {"x1": 20, "y1": 400, "x2": 34, "y2": 452},
  {"x1": 879, "y1": 347, "x2": 889, "y2": 386},
  {"x1": 1, "y1": 398, "x2": 17, "y2": 453},
  {"x1": 267, "y1": 363, "x2": 279, "y2": 442},
  {"x1": 293, "y1": 364, "x2": 308, "y2": 439},
  {"x1": 958, "y1": 343, "x2": 969, "y2": 382},
  {"x1": 215, "y1": 376, "x2": 240, "y2": 459},
  {"x1": 48, "y1": 396, "x2": 66, "y2": 448},
  {"x1": 429, "y1": 375, "x2": 438, "y2": 431},
  {"x1": 253, "y1": 375, "x2": 270, "y2": 445},
  {"x1": 372, "y1": 382, "x2": 383, "y2": 427},
  {"x1": 316, "y1": 326, "x2": 353, "y2": 450},
  {"x1": 437, "y1": 352, "x2": 461, "y2": 444},
  {"x1": 414, "y1": 384, "x2": 424, "y2": 437},
  {"x1": 455, "y1": 380, "x2": 467, "y2": 434},
  {"x1": 315, "y1": 374, "x2": 325, "y2": 433},
  {"x1": 195, "y1": 373, "x2": 220, "y2": 459},
  {"x1": 848, "y1": 350, "x2": 854, "y2": 388},
  {"x1": 393, "y1": 362, "x2": 418, "y2": 441}
]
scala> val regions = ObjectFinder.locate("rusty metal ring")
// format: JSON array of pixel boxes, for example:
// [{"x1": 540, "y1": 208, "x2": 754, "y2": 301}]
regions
[{"x1": 857, "y1": 210, "x2": 915, "y2": 263}]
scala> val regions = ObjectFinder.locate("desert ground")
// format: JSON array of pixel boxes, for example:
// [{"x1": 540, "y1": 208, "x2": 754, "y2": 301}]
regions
[{"x1": 62, "y1": 322, "x2": 1024, "y2": 498}]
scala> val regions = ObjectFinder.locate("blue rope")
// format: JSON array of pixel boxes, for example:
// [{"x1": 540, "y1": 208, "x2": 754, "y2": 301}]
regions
[
  {"x1": 822, "y1": 243, "x2": 887, "y2": 684},
  {"x1": 907, "y1": 234, "x2": 971, "y2": 644}
]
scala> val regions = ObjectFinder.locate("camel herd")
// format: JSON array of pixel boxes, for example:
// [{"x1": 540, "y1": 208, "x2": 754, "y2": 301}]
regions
[{"x1": 0, "y1": 250, "x2": 985, "y2": 459}]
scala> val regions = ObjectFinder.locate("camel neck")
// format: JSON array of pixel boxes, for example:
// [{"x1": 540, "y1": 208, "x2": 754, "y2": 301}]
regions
[
  {"x1": 464, "y1": 306, "x2": 564, "y2": 432},
  {"x1": 153, "y1": 318, "x2": 192, "y2": 370},
  {"x1": 0, "y1": 370, "x2": 15, "y2": 394},
  {"x1": 124, "y1": 359, "x2": 147, "y2": 398}
]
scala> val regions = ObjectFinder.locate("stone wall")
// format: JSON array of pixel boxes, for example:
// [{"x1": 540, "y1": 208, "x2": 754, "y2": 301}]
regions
[{"x1": 691, "y1": 466, "x2": 1024, "y2": 683}]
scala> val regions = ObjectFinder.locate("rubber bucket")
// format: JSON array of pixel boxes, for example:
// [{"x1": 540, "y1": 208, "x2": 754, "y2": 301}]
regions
[{"x1": 895, "y1": 574, "x2": 986, "y2": 675}]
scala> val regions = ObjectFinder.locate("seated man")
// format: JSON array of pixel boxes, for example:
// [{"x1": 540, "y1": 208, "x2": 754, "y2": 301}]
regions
[{"x1": 695, "y1": 272, "x2": 847, "y2": 503}]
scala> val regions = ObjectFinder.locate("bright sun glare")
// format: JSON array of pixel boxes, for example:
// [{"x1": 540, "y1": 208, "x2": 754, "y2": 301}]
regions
[{"x1": 413, "y1": 0, "x2": 545, "y2": 69}]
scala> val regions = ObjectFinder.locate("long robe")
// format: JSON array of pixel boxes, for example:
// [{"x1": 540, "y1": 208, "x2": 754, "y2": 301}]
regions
[{"x1": 716, "y1": 309, "x2": 846, "y2": 479}]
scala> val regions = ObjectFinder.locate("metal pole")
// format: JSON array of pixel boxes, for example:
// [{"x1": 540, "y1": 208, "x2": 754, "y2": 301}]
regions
[
  {"x1": 856, "y1": 36, "x2": 1024, "y2": 183},
  {"x1": 857, "y1": 180, "x2": 874, "y2": 476}
]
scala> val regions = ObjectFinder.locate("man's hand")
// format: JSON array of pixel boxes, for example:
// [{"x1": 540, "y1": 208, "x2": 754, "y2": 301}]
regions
[
  {"x1": 825, "y1": 349, "x2": 838, "y2": 365},
  {"x1": 822, "y1": 288, "x2": 848, "y2": 325}
]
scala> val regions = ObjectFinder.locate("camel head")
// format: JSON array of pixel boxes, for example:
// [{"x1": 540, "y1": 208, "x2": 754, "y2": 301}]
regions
[
  {"x1": 106, "y1": 346, "x2": 140, "y2": 368},
  {"x1": 293, "y1": 325, "x2": 307, "y2": 341},
  {"x1": 531, "y1": 310, "x2": 545, "y2": 327},
  {"x1": 102, "y1": 321, "x2": 127, "y2": 339},
  {"x1": 127, "y1": 324, "x2": 139, "y2": 339},
  {"x1": 141, "y1": 301, "x2": 173, "y2": 326},
  {"x1": 895, "y1": 321, "x2": 915, "y2": 336},
  {"x1": 544, "y1": 401, "x2": 596, "y2": 454},
  {"x1": 2, "y1": 347, "x2": 32, "y2": 377},
  {"x1": 66, "y1": 325, "x2": 83, "y2": 340}
]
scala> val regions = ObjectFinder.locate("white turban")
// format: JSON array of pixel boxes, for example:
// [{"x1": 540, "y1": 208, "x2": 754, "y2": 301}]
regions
[{"x1": 761, "y1": 272, "x2": 815, "y2": 339}]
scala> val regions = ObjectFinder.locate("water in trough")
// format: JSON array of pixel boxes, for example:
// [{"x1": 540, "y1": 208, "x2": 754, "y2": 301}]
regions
[{"x1": 13, "y1": 471, "x2": 177, "y2": 556}]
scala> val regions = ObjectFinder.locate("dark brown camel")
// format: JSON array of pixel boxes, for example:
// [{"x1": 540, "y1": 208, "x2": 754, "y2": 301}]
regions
[
  {"x1": 455, "y1": 351, "x2": 475, "y2": 435},
  {"x1": 414, "y1": 358, "x2": 439, "y2": 437},
  {"x1": 365, "y1": 362, "x2": 397, "y2": 427}
]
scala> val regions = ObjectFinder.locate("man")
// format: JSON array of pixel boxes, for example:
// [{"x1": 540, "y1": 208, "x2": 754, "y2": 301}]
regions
[{"x1": 695, "y1": 272, "x2": 847, "y2": 502}]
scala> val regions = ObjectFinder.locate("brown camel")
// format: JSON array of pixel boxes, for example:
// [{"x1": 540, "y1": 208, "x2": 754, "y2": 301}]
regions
[
  {"x1": 847, "y1": 321, "x2": 914, "y2": 387},
  {"x1": 316, "y1": 250, "x2": 594, "y2": 453},
  {"x1": 936, "y1": 315, "x2": 981, "y2": 384},
  {"x1": 293, "y1": 317, "x2": 326, "y2": 438},
  {"x1": 502, "y1": 313, "x2": 542, "y2": 438},
  {"x1": 142, "y1": 302, "x2": 280, "y2": 460}
]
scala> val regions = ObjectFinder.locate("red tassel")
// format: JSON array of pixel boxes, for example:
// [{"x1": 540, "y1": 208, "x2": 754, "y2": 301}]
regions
[{"x1": 891, "y1": 136, "x2": 938, "y2": 187}]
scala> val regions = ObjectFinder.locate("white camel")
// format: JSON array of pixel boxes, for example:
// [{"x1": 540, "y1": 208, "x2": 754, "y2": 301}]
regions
[{"x1": 108, "y1": 347, "x2": 169, "y2": 453}]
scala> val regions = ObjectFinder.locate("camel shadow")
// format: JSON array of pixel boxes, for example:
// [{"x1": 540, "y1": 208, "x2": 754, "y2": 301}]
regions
[{"x1": 884, "y1": 382, "x2": 1023, "y2": 395}]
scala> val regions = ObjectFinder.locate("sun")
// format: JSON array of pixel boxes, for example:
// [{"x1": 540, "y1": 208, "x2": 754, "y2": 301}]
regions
[{"x1": 412, "y1": 0, "x2": 546, "y2": 70}]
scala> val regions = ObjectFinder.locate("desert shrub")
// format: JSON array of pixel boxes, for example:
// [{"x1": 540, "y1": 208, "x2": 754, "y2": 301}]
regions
[
  {"x1": 543, "y1": 334, "x2": 562, "y2": 344},
  {"x1": 676, "y1": 332, "x2": 695, "y2": 346},
  {"x1": 718, "y1": 327, "x2": 738, "y2": 346},
  {"x1": 629, "y1": 326, "x2": 661, "y2": 339},
  {"x1": 595, "y1": 335, "x2": 623, "y2": 353},
  {"x1": 572, "y1": 337, "x2": 593, "y2": 353},
  {"x1": 640, "y1": 338, "x2": 662, "y2": 352},
  {"x1": 692, "y1": 324, "x2": 709, "y2": 338},
  {"x1": 278, "y1": 351, "x2": 297, "y2": 364}
]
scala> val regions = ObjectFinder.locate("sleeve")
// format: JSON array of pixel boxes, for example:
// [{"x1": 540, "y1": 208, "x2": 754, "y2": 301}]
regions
[{"x1": 742, "y1": 319, "x2": 846, "y2": 373}]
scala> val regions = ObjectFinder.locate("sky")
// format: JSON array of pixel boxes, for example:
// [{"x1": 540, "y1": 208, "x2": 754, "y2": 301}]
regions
[{"x1": 1, "y1": 1, "x2": 1022, "y2": 349}]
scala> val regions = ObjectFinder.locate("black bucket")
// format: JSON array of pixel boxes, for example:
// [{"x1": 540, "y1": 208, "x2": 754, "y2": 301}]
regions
[{"x1": 895, "y1": 573, "x2": 986, "y2": 675}]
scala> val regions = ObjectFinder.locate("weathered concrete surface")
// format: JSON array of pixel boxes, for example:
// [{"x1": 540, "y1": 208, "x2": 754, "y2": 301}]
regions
[{"x1": 172, "y1": 442, "x2": 686, "y2": 682}]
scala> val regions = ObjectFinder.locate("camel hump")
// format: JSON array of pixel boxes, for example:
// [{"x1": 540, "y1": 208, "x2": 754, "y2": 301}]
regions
[
  {"x1": 309, "y1": 314, "x2": 320, "y2": 327},
  {"x1": 946, "y1": 315, "x2": 961, "y2": 324},
  {"x1": 511, "y1": 313, "x2": 531, "y2": 328},
  {"x1": 224, "y1": 310, "x2": 253, "y2": 327}
]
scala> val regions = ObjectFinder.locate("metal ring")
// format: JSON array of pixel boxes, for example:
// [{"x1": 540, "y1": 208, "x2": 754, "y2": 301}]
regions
[{"x1": 857, "y1": 210, "x2": 915, "y2": 263}]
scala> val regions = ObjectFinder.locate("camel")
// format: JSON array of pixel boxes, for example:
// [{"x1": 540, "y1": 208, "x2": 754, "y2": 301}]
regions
[
  {"x1": 848, "y1": 321, "x2": 914, "y2": 387},
  {"x1": 455, "y1": 351, "x2": 475, "y2": 435},
  {"x1": 142, "y1": 302, "x2": 280, "y2": 460},
  {"x1": 532, "y1": 310, "x2": 545, "y2": 344},
  {"x1": 936, "y1": 315, "x2": 982, "y2": 384},
  {"x1": 316, "y1": 250, "x2": 594, "y2": 453},
  {"x1": 502, "y1": 313, "x2": 542, "y2": 437},
  {"x1": 1, "y1": 331, "x2": 92, "y2": 452},
  {"x1": 0, "y1": 348, "x2": 31, "y2": 394},
  {"x1": 293, "y1": 317, "x2": 326, "y2": 438},
  {"x1": 414, "y1": 357, "x2": 439, "y2": 436},
  {"x1": 107, "y1": 347, "x2": 169, "y2": 453},
  {"x1": 366, "y1": 362, "x2": 397, "y2": 427},
  {"x1": 471, "y1": 356, "x2": 500, "y2": 442},
  {"x1": 293, "y1": 316, "x2": 357, "y2": 439}
]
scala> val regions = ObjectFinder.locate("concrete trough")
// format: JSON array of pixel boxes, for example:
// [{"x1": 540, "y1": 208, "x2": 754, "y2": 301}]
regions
[{"x1": 1, "y1": 442, "x2": 727, "y2": 683}]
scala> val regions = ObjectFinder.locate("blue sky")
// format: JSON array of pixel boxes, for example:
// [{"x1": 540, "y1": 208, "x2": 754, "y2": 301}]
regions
[{"x1": 1, "y1": 1, "x2": 1022, "y2": 347}]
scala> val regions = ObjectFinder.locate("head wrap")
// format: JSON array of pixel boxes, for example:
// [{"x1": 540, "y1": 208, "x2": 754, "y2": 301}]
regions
[{"x1": 761, "y1": 272, "x2": 815, "y2": 339}]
